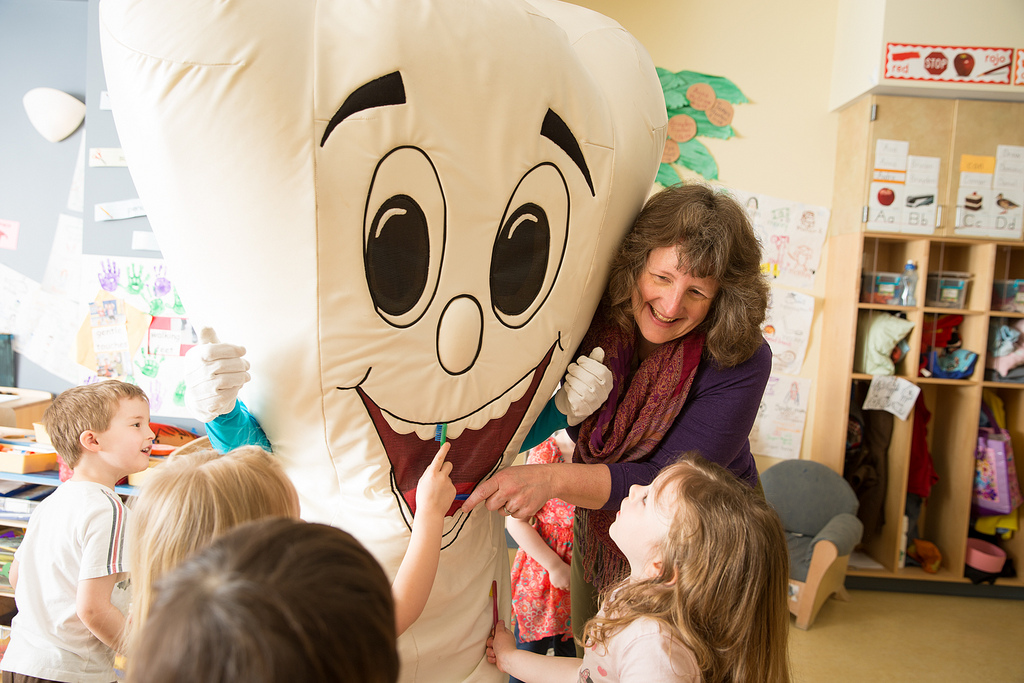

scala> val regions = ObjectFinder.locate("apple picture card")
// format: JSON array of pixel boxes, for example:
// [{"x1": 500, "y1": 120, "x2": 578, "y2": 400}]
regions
[
  {"x1": 867, "y1": 182, "x2": 905, "y2": 231},
  {"x1": 866, "y1": 139, "x2": 909, "y2": 232}
]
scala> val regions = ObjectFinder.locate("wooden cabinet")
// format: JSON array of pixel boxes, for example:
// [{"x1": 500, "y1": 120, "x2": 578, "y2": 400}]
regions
[
  {"x1": 0, "y1": 388, "x2": 52, "y2": 430},
  {"x1": 814, "y1": 94, "x2": 1024, "y2": 586}
]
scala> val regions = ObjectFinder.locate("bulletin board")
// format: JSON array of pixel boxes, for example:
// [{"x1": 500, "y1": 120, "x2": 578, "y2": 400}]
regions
[{"x1": 0, "y1": 0, "x2": 199, "y2": 429}]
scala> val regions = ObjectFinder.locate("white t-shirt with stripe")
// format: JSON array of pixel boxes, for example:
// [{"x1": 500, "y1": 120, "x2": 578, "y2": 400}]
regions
[{"x1": 3, "y1": 481, "x2": 130, "y2": 683}]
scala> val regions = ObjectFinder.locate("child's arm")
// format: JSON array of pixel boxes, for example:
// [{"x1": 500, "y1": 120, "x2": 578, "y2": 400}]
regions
[
  {"x1": 392, "y1": 443, "x2": 455, "y2": 635},
  {"x1": 9, "y1": 558, "x2": 18, "y2": 590},
  {"x1": 487, "y1": 620, "x2": 580, "y2": 682},
  {"x1": 505, "y1": 516, "x2": 570, "y2": 590},
  {"x1": 76, "y1": 573, "x2": 127, "y2": 652}
]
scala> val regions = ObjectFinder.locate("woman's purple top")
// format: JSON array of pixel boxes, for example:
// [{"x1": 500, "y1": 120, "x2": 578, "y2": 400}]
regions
[{"x1": 569, "y1": 339, "x2": 771, "y2": 511}]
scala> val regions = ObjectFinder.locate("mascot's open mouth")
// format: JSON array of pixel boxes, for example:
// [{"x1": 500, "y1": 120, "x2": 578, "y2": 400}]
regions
[{"x1": 354, "y1": 341, "x2": 557, "y2": 517}]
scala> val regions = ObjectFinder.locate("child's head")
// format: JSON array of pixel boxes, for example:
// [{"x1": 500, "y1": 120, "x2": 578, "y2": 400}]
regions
[
  {"x1": 127, "y1": 445, "x2": 300, "y2": 651},
  {"x1": 594, "y1": 455, "x2": 791, "y2": 683},
  {"x1": 128, "y1": 517, "x2": 398, "y2": 683},
  {"x1": 44, "y1": 380, "x2": 149, "y2": 468}
]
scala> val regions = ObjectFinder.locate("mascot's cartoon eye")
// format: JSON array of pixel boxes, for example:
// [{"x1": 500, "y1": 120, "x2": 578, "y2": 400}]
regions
[
  {"x1": 364, "y1": 147, "x2": 445, "y2": 328},
  {"x1": 491, "y1": 163, "x2": 569, "y2": 328},
  {"x1": 367, "y1": 195, "x2": 428, "y2": 316}
]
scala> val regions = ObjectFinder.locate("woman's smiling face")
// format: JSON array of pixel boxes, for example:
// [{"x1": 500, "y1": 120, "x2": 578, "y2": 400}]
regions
[{"x1": 631, "y1": 245, "x2": 718, "y2": 351}]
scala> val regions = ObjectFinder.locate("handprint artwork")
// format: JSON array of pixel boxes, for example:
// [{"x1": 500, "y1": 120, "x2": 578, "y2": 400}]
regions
[{"x1": 78, "y1": 255, "x2": 196, "y2": 416}]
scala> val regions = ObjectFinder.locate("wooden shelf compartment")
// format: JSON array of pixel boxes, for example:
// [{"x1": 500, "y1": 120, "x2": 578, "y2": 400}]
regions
[{"x1": 917, "y1": 384, "x2": 981, "y2": 578}]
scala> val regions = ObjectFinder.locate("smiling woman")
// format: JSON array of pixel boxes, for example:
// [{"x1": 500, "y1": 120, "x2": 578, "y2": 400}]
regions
[{"x1": 462, "y1": 183, "x2": 772, "y2": 644}]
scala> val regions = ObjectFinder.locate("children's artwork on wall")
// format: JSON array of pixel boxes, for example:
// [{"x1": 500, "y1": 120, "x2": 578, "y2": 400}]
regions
[
  {"x1": 0, "y1": 262, "x2": 82, "y2": 385},
  {"x1": 750, "y1": 375, "x2": 810, "y2": 460},
  {"x1": 762, "y1": 290, "x2": 813, "y2": 375},
  {"x1": 40, "y1": 214, "x2": 82, "y2": 299},
  {"x1": 730, "y1": 188, "x2": 829, "y2": 291},
  {"x1": 74, "y1": 255, "x2": 195, "y2": 418},
  {"x1": 655, "y1": 69, "x2": 748, "y2": 185},
  {"x1": 99, "y1": 0, "x2": 666, "y2": 679},
  {"x1": 68, "y1": 137, "x2": 85, "y2": 213},
  {"x1": 725, "y1": 187, "x2": 826, "y2": 460},
  {"x1": 0, "y1": 265, "x2": 36, "y2": 344}
]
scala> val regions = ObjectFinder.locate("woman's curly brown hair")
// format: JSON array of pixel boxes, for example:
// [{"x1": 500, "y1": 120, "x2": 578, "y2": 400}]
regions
[{"x1": 605, "y1": 184, "x2": 769, "y2": 367}]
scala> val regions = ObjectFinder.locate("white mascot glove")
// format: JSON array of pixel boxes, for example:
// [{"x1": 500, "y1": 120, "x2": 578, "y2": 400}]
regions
[
  {"x1": 184, "y1": 327, "x2": 251, "y2": 423},
  {"x1": 553, "y1": 347, "x2": 612, "y2": 427}
]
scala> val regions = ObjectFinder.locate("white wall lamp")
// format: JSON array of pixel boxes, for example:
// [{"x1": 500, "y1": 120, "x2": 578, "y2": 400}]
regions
[{"x1": 22, "y1": 87, "x2": 86, "y2": 143}]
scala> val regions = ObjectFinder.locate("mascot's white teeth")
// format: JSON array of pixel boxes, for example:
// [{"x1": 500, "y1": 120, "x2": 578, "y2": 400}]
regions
[{"x1": 378, "y1": 372, "x2": 534, "y2": 440}]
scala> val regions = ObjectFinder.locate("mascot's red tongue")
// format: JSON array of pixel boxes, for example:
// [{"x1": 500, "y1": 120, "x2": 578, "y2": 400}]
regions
[{"x1": 356, "y1": 342, "x2": 555, "y2": 516}]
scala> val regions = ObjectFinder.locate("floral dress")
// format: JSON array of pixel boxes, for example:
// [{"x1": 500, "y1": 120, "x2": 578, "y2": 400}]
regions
[{"x1": 510, "y1": 437, "x2": 575, "y2": 642}]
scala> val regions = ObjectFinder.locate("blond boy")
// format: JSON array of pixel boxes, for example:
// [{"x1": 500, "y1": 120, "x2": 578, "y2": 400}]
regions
[{"x1": 1, "y1": 381, "x2": 154, "y2": 683}]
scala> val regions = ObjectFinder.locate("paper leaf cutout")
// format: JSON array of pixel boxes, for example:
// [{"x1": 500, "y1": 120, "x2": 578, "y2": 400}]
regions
[
  {"x1": 666, "y1": 108, "x2": 734, "y2": 140},
  {"x1": 663, "y1": 89, "x2": 687, "y2": 110},
  {"x1": 657, "y1": 68, "x2": 745, "y2": 182},
  {"x1": 674, "y1": 71, "x2": 749, "y2": 104},
  {"x1": 676, "y1": 139, "x2": 719, "y2": 180},
  {"x1": 656, "y1": 163, "x2": 683, "y2": 188}
]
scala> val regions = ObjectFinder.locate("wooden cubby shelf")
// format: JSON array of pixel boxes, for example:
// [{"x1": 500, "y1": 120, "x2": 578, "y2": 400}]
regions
[{"x1": 814, "y1": 94, "x2": 1024, "y2": 590}]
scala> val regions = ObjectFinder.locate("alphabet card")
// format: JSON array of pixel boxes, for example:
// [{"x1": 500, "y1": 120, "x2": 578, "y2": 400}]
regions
[
  {"x1": 955, "y1": 153, "x2": 1022, "y2": 239},
  {"x1": 902, "y1": 155, "x2": 941, "y2": 235},
  {"x1": 867, "y1": 139, "x2": 909, "y2": 232},
  {"x1": 866, "y1": 140, "x2": 940, "y2": 235}
]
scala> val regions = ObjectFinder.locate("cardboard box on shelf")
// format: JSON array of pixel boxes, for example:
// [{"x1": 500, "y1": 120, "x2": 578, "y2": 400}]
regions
[{"x1": 0, "y1": 443, "x2": 57, "y2": 474}]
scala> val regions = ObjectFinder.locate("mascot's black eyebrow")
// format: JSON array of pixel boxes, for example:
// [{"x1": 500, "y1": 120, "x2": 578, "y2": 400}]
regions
[
  {"x1": 321, "y1": 71, "x2": 406, "y2": 147},
  {"x1": 320, "y1": 75, "x2": 593, "y2": 198},
  {"x1": 541, "y1": 109, "x2": 594, "y2": 196}
]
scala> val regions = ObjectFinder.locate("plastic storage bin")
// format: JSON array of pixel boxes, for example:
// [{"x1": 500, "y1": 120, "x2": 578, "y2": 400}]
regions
[
  {"x1": 992, "y1": 279, "x2": 1024, "y2": 313},
  {"x1": 860, "y1": 271, "x2": 903, "y2": 305},
  {"x1": 925, "y1": 272, "x2": 971, "y2": 309}
]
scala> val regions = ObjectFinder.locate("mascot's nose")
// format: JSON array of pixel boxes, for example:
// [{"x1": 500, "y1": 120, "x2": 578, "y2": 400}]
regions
[{"x1": 437, "y1": 296, "x2": 483, "y2": 375}]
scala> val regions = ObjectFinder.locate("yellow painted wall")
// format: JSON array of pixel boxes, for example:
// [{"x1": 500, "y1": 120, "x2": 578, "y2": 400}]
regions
[{"x1": 570, "y1": 0, "x2": 842, "y2": 468}]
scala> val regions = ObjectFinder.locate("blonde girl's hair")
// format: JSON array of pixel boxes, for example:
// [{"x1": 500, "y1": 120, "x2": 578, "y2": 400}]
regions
[
  {"x1": 126, "y1": 446, "x2": 299, "y2": 655},
  {"x1": 43, "y1": 380, "x2": 149, "y2": 468},
  {"x1": 605, "y1": 183, "x2": 769, "y2": 368},
  {"x1": 584, "y1": 455, "x2": 791, "y2": 683}
]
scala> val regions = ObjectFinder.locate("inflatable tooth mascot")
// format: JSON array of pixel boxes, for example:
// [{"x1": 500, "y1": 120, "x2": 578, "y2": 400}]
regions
[{"x1": 99, "y1": 0, "x2": 665, "y2": 678}]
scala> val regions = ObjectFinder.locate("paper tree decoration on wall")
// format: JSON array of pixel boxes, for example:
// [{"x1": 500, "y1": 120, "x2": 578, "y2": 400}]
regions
[{"x1": 656, "y1": 69, "x2": 748, "y2": 186}]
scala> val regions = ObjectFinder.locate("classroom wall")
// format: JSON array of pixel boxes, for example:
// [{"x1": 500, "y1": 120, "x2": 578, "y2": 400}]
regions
[
  {"x1": 4, "y1": 0, "x2": 1019, "y2": 459},
  {"x1": 2, "y1": 0, "x2": 839, "y2": 453}
]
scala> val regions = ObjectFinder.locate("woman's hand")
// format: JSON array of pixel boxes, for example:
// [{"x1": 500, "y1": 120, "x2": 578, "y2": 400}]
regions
[
  {"x1": 463, "y1": 462, "x2": 613, "y2": 517},
  {"x1": 486, "y1": 620, "x2": 517, "y2": 672},
  {"x1": 461, "y1": 464, "x2": 554, "y2": 519}
]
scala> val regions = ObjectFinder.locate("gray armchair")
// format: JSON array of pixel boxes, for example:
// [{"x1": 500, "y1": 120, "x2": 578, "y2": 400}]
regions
[{"x1": 761, "y1": 459, "x2": 864, "y2": 629}]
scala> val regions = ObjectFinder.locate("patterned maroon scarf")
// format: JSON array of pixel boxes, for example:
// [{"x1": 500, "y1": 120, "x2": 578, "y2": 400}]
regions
[{"x1": 574, "y1": 304, "x2": 704, "y2": 590}]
